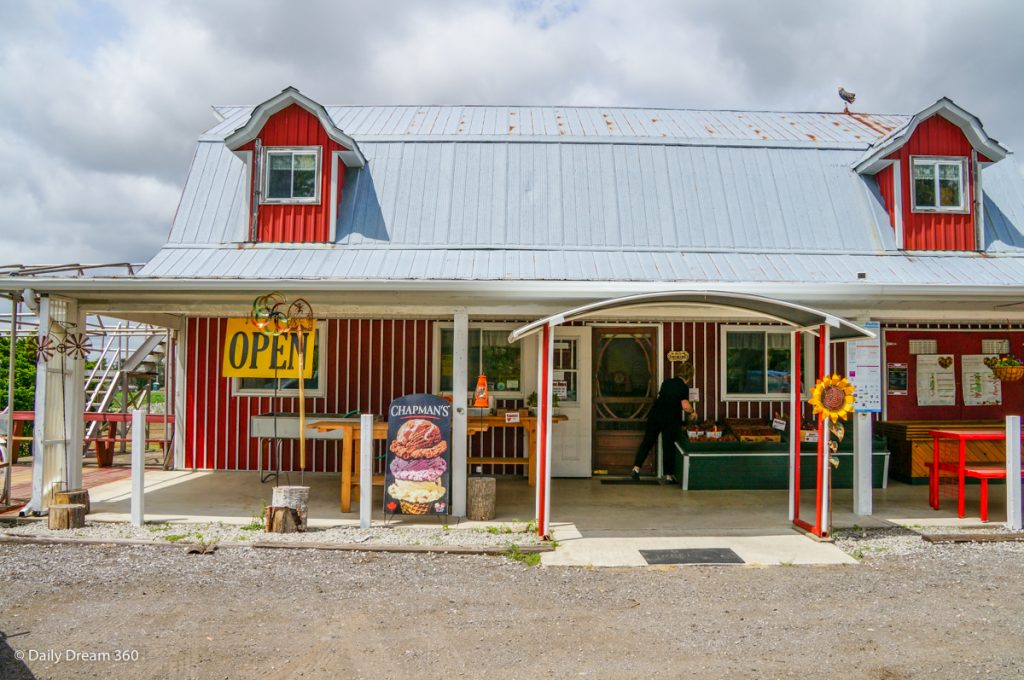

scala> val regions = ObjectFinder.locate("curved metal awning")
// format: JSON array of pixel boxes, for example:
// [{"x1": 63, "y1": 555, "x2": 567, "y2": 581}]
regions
[{"x1": 508, "y1": 290, "x2": 875, "y2": 343}]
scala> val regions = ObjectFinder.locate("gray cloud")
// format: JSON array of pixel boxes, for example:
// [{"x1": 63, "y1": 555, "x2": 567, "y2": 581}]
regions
[{"x1": 1, "y1": 0, "x2": 1021, "y2": 264}]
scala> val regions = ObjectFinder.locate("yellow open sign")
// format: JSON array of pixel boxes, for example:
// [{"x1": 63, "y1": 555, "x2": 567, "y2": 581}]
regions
[{"x1": 221, "y1": 318, "x2": 316, "y2": 378}]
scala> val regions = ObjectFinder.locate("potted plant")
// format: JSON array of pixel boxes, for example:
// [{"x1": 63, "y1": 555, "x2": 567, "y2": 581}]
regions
[
  {"x1": 526, "y1": 391, "x2": 559, "y2": 415},
  {"x1": 985, "y1": 353, "x2": 1024, "y2": 382}
]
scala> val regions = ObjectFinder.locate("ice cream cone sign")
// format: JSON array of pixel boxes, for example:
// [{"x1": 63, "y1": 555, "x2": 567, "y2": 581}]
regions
[{"x1": 473, "y1": 374, "x2": 489, "y2": 407}]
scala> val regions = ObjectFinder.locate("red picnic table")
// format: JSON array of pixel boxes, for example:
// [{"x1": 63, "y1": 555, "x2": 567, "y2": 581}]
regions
[{"x1": 928, "y1": 429, "x2": 1024, "y2": 522}]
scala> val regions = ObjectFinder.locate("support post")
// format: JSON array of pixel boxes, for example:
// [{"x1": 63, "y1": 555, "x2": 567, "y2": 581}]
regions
[
  {"x1": 536, "y1": 324, "x2": 553, "y2": 538},
  {"x1": 3, "y1": 292, "x2": 18, "y2": 505},
  {"x1": 359, "y1": 413, "x2": 372, "y2": 530},
  {"x1": 451, "y1": 310, "x2": 468, "y2": 517},
  {"x1": 788, "y1": 330, "x2": 800, "y2": 522},
  {"x1": 1007, "y1": 415, "x2": 1022, "y2": 531},
  {"x1": 853, "y1": 412, "x2": 873, "y2": 516},
  {"x1": 131, "y1": 408, "x2": 146, "y2": 527}
]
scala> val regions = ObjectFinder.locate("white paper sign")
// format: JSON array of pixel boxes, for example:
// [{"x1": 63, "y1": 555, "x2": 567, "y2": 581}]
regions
[
  {"x1": 847, "y1": 321, "x2": 882, "y2": 413},
  {"x1": 772, "y1": 418, "x2": 787, "y2": 431},
  {"x1": 962, "y1": 355, "x2": 1001, "y2": 406},
  {"x1": 552, "y1": 380, "x2": 568, "y2": 399},
  {"x1": 916, "y1": 354, "x2": 956, "y2": 406},
  {"x1": 505, "y1": 410, "x2": 521, "y2": 423},
  {"x1": 688, "y1": 387, "x2": 700, "y2": 402}
]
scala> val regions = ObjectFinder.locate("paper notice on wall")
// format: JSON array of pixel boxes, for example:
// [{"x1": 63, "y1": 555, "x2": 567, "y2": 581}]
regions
[
  {"x1": 552, "y1": 380, "x2": 568, "y2": 399},
  {"x1": 847, "y1": 321, "x2": 881, "y2": 412},
  {"x1": 688, "y1": 387, "x2": 700, "y2": 402},
  {"x1": 916, "y1": 355, "x2": 956, "y2": 406},
  {"x1": 962, "y1": 355, "x2": 1001, "y2": 406}
]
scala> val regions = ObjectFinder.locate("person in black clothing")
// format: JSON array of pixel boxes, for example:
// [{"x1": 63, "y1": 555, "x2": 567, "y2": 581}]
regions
[{"x1": 631, "y1": 362, "x2": 694, "y2": 482}]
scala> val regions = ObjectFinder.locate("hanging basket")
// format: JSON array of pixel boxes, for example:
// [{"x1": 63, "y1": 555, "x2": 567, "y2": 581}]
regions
[{"x1": 992, "y1": 365, "x2": 1024, "y2": 382}]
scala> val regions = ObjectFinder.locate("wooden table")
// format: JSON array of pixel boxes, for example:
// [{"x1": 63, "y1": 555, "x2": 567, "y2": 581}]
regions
[
  {"x1": 928, "y1": 429, "x2": 1024, "y2": 521},
  {"x1": 308, "y1": 413, "x2": 568, "y2": 513},
  {"x1": 307, "y1": 419, "x2": 388, "y2": 513}
]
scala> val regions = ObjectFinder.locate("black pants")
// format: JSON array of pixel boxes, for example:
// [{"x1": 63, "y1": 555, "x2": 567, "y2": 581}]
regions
[{"x1": 633, "y1": 418, "x2": 682, "y2": 475}]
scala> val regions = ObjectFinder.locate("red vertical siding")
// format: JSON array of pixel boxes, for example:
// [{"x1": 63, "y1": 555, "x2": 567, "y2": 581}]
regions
[
  {"x1": 882, "y1": 327, "x2": 1024, "y2": 421},
  {"x1": 240, "y1": 104, "x2": 347, "y2": 243},
  {"x1": 184, "y1": 318, "x2": 438, "y2": 472},
  {"x1": 889, "y1": 116, "x2": 976, "y2": 251},
  {"x1": 876, "y1": 165, "x2": 897, "y2": 235}
]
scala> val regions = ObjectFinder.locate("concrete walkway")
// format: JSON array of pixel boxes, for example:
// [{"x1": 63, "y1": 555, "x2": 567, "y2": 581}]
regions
[{"x1": 70, "y1": 468, "x2": 1010, "y2": 567}]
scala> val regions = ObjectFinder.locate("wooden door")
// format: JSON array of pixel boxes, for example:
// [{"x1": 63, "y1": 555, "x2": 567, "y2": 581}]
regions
[{"x1": 592, "y1": 327, "x2": 658, "y2": 474}]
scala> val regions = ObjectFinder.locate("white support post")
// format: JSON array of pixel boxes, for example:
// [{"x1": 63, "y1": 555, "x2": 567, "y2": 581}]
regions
[
  {"x1": 788, "y1": 331, "x2": 799, "y2": 521},
  {"x1": 853, "y1": 412, "x2": 873, "y2": 516},
  {"x1": 1006, "y1": 415, "x2": 1022, "y2": 531},
  {"x1": 65, "y1": 305, "x2": 86, "y2": 491},
  {"x1": 173, "y1": 327, "x2": 187, "y2": 470},
  {"x1": 131, "y1": 408, "x2": 146, "y2": 527},
  {"x1": 451, "y1": 310, "x2": 469, "y2": 517},
  {"x1": 359, "y1": 413, "x2": 373, "y2": 529}
]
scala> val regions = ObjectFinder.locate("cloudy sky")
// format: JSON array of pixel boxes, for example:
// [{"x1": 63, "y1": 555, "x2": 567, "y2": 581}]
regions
[{"x1": 1, "y1": 0, "x2": 1021, "y2": 264}]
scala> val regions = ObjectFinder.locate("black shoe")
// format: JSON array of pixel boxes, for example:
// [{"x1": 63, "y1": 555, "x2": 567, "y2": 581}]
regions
[{"x1": 630, "y1": 469, "x2": 640, "y2": 481}]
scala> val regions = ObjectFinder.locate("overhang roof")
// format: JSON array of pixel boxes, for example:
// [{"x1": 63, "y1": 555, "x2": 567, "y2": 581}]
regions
[
  {"x1": 224, "y1": 87, "x2": 365, "y2": 168},
  {"x1": 509, "y1": 291, "x2": 876, "y2": 342},
  {"x1": 854, "y1": 97, "x2": 1010, "y2": 174}
]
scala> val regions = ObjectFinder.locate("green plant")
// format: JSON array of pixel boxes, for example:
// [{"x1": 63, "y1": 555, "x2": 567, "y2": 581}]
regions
[
  {"x1": 504, "y1": 544, "x2": 540, "y2": 566},
  {"x1": 525, "y1": 392, "x2": 558, "y2": 409},
  {"x1": 985, "y1": 353, "x2": 1022, "y2": 368},
  {"x1": 241, "y1": 501, "x2": 267, "y2": 531},
  {"x1": 164, "y1": 534, "x2": 188, "y2": 543}
]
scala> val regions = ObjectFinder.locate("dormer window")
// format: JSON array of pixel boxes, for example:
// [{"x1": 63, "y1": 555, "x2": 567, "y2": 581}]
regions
[
  {"x1": 911, "y1": 157, "x2": 967, "y2": 213},
  {"x1": 264, "y1": 147, "x2": 320, "y2": 203}
]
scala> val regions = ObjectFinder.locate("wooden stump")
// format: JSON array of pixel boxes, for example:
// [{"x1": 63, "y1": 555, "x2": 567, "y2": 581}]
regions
[
  {"x1": 271, "y1": 486, "x2": 309, "y2": 530},
  {"x1": 48, "y1": 503, "x2": 86, "y2": 530},
  {"x1": 265, "y1": 506, "x2": 301, "y2": 534},
  {"x1": 55, "y1": 489, "x2": 91, "y2": 514},
  {"x1": 467, "y1": 477, "x2": 496, "y2": 521}
]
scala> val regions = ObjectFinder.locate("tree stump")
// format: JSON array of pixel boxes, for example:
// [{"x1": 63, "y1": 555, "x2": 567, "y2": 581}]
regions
[
  {"x1": 55, "y1": 489, "x2": 91, "y2": 514},
  {"x1": 264, "y1": 506, "x2": 301, "y2": 533},
  {"x1": 271, "y1": 486, "x2": 309, "y2": 530},
  {"x1": 48, "y1": 503, "x2": 86, "y2": 530},
  {"x1": 467, "y1": 477, "x2": 496, "y2": 521}
]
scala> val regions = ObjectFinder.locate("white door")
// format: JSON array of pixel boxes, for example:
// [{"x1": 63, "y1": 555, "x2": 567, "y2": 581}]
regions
[{"x1": 551, "y1": 327, "x2": 592, "y2": 477}]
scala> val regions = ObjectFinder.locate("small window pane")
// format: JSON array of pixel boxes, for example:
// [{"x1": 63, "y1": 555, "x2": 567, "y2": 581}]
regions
[
  {"x1": 726, "y1": 331, "x2": 765, "y2": 394},
  {"x1": 766, "y1": 333, "x2": 791, "y2": 394},
  {"x1": 913, "y1": 163, "x2": 935, "y2": 208},
  {"x1": 481, "y1": 331, "x2": 521, "y2": 392},
  {"x1": 293, "y1": 169, "x2": 316, "y2": 198},
  {"x1": 938, "y1": 163, "x2": 961, "y2": 208},
  {"x1": 267, "y1": 167, "x2": 291, "y2": 199},
  {"x1": 269, "y1": 153, "x2": 292, "y2": 170},
  {"x1": 293, "y1": 154, "x2": 316, "y2": 171}
]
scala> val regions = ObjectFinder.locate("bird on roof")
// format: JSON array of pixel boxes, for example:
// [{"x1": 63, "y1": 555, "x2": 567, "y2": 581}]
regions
[{"x1": 838, "y1": 87, "x2": 856, "y2": 112}]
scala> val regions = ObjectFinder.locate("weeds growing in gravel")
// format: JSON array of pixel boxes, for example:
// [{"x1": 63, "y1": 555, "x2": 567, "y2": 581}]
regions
[
  {"x1": 164, "y1": 534, "x2": 188, "y2": 543},
  {"x1": 504, "y1": 544, "x2": 540, "y2": 566},
  {"x1": 241, "y1": 502, "x2": 267, "y2": 532}
]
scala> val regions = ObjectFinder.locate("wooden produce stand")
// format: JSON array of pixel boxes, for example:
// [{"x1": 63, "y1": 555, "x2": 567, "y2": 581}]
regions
[{"x1": 876, "y1": 420, "x2": 1007, "y2": 483}]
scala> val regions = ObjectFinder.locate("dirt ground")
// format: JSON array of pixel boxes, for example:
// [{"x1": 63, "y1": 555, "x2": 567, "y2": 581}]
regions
[{"x1": 1, "y1": 534, "x2": 1022, "y2": 679}]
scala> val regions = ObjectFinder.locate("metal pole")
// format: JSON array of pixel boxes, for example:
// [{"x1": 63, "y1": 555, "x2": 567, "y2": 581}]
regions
[
  {"x1": 131, "y1": 408, "x2": 146, "y2": 527},
  {"x1": 4, "y1": 293, "x2": 18, "y2": 504},
  {"x1": 1007, "y1": 415, "x2": 1022, "y2": 531},
  {"x1": 359, "y1": 413, "x2": 372, "y2": 529}
]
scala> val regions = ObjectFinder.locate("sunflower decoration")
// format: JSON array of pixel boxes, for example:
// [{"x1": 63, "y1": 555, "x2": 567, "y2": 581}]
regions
[{"x1": 808, "y1": 374, "x2": 856, "y2": 424}]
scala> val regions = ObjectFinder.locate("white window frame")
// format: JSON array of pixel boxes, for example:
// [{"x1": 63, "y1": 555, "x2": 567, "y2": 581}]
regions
[
  {"x1": 232, "y1": 321, "x2": 327, "y2": 398},
  {"x1": 719, "y1": 325, "x2": 793, "y2": 401},
  {"x1": 432, "y1": 323, "x2": 525, "y2": 399},
  {"x1": 262, "y1": 146, "x2": 322, "y2": 205},
  {"x1": 910, "y1": 155, "x2": 968, "y2": 214}
]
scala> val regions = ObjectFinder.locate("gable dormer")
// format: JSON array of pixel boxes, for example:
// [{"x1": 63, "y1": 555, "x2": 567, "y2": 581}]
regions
[
  {"x1": 855, "y1": 98, "x2": 1009, "y2": 251},
  {"x1": 225, "y1": 87, "x2": 364, "y2": 244}
]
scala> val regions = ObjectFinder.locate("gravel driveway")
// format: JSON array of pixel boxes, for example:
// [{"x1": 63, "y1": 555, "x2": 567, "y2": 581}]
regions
[{"x1": 1, "y1": 528, "x2": 1022, "y2": 679}]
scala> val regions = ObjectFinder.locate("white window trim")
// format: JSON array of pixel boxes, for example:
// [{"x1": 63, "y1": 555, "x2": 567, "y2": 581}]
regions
[
  {"x1": 910, "y1": 155, "x2": 969, "y2": 214},
  {"x1": 433, "y1": 322, "x2": 526, "y2": 399},
  {"x1": 231, "y1": 321, "x2": 327, "y2": 397},
  {"x1": 719, "y1": 325, "x2": 793, "y2": 402},
  {"x1": 262, "y1": 146, "x2": 322, "y2": 205}
]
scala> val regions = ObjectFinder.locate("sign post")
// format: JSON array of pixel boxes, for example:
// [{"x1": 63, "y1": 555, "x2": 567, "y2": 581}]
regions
[{"x1": 848, "y1": 321, "x2": 881, "y2": 516}]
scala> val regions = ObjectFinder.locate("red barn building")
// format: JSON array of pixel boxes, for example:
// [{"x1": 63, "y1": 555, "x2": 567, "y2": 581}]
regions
[{"x1": 5, "y1": 88, "x2": 1023, "y2": 536}]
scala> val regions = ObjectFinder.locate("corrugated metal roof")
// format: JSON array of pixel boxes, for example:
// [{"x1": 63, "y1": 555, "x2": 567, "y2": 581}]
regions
[
  {"x1": 205, "y1": 105, "x2": 908, "y2": 148},
  {"x1": 169, "y1": 141, "x2": 904, "y2": 254},
  {"x1": 138, "y1": 246, "x2": 1024, "y2": 286}
]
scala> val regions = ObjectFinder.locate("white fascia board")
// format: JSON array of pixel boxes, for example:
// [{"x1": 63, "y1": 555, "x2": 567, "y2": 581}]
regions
[
  {"x1": 854, "y1": 97, "x2": 1010, "y2": 174},
  {"x1": 223, "y1": 87, "x2": 365, "y2": 168}
]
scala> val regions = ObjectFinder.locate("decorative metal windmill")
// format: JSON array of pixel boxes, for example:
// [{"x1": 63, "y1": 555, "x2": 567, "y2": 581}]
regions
[{"x1": 249, "y1": 293, "x2": 316, "y2": 472}]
